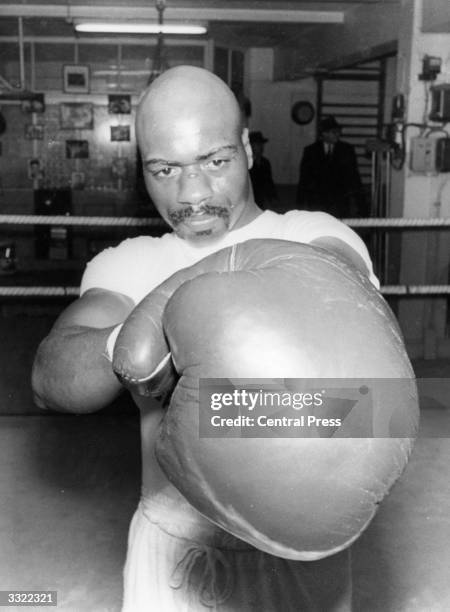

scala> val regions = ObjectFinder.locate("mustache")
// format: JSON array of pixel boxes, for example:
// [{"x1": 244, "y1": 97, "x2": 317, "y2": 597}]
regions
[{"x1": 168, "y1": 204, "x2": 230, "y2": 225}]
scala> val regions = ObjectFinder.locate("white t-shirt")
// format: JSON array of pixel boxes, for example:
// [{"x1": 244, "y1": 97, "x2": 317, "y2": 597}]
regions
[{"x1": 80, "y1": 210, "x2": 378, "y2": 303}]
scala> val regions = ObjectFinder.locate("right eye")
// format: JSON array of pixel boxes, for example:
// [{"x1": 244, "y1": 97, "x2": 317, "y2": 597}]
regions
[
  {"x1": 145, "y1": 163, "x2": 181, "y2": 178},
  {"x1": 152, "y1": 166, "x2": 180, "y2": 178}
]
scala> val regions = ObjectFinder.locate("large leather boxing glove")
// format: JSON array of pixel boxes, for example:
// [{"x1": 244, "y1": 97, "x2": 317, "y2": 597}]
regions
[
  {"x1": 112, "y1": 239, "x2": 419, "y2": 561},
  {"x1": 112, "y1": 245, "x2": 234, "y2": 398}
]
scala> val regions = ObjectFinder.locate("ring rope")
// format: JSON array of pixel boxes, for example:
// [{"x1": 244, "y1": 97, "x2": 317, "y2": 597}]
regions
[
  {"x1": 0, "y1": 286, "x2": 79, "y2": 297},
  {"x1": 344, "y1": 217, "x2": 450, "y2": 229},
  {"x1": 0, "y1": 214, "x2": 165, "y2": 227},
  {"x1": 1, "y1": 215, "x2": 449, "y2": 297},
  {"x1": 1, "y1": 214, "x2": 450, "y2": 229},
  {"x1": 1, "y1": 285, "x2": 450, "y2": 298},
  {"x1": 381, "y1": 285, "x2": 450, "y2": 295}
]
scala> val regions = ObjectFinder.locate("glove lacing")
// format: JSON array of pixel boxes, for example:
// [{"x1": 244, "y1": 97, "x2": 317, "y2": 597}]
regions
[{"x1": 169, "y1": 544, "x2": 234, "y2": 609}]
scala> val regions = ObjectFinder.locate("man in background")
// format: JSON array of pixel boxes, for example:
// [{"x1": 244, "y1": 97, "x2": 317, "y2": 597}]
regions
[
  {"x1": 296, "y1": 116, "x2": 363, "y2": 219},
  {"x1": 249, "y1": 131, "x2": 278, "y2": 210}
]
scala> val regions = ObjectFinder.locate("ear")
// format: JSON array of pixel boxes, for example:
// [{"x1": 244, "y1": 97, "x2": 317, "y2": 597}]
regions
[{"x1": 241, "y1": 127, "x2": 253, "y2": 170}]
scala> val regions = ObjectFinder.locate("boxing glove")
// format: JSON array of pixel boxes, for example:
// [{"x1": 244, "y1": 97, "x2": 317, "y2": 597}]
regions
[
  {"x1": 112, "y1": 245, "x2": 233, "y2": 397},
  {"x1": 112, "y1": 239, "x2": 419, "y2": 560}
]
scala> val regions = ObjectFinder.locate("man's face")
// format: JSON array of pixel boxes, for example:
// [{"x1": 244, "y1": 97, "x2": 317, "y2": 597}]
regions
[
  {"x1": 322, "y1": 129, "x2": 341, "y2": 145},
  {"x1": 139, "y1": 111, "x2": 253, "y2": 243},
  {"x1": 250, "y1": 141, "x2": 264, "y2": 158}
]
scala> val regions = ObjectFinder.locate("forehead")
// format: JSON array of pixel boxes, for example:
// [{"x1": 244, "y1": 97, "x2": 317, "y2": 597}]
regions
[{"x1": 140, "y1": 109, "x2": 240, "y2": 162}]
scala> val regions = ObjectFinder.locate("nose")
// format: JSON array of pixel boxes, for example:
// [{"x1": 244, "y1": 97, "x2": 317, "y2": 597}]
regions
[{"x1": 177, "y1": 166, "x2": 213, "y2": 207}]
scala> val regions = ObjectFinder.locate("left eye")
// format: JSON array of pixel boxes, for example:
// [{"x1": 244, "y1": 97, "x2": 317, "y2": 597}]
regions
[{"x1": 204, "y1": 158, "x2": 228, "y2": 170}]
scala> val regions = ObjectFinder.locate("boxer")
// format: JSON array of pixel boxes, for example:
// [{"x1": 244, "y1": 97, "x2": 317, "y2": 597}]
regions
[{"x1": 32, "y1": 66, "x2": 416, "y2": 611}]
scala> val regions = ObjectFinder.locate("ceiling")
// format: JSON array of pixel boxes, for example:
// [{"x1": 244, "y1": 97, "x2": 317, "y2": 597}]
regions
[{"x1": 0, "y1": 1, "x2": 400, "y2": 50}]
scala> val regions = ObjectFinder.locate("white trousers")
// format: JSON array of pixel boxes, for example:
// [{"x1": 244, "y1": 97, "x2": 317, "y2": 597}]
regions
[{"x1": 122, "y1": 496, "x2": 352, "y2": 612}]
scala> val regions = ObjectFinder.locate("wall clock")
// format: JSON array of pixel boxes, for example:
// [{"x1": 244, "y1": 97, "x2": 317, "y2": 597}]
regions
[{"x1": 291, "y1": 101, "x2": 315, "y2": 125}]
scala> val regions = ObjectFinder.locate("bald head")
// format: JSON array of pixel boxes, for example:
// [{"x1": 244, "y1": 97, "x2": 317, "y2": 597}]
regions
[
  {"x1": 134, "y1": 66, "x2": 259, "y2": 242},
  {"x1": 136, "y1": 66, "x2": 243, "y2": 150}
]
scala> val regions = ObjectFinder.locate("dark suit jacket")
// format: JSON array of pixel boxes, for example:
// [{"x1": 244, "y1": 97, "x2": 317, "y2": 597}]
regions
[
  {"x1": 249, "y1": 156, "x2": 277, "y2": 210},
  {"x1": 296, "y1": 139, "x2": 363, "y2": 218}
]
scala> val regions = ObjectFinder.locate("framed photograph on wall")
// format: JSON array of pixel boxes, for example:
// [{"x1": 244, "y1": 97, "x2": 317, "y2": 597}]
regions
[
  {"x1": 28, "y1": 158, "x2": 45, "y2": 181},
  {"x1": 66, "y1": 140, "x2": 89, "y2": 159},
  {"x1": 71, "y1": 171, "x2": 86, "y2": 190},
  {"x1": 21, "y1": 93, "x2": 46, "y2": 114},
  {"x1": 112, "y1": 157, "x2": 128, "y2": 178},
  {"x1": 60, "y1": 103, "x2": 94, "y2": 129},
  {"x1": 24, "y1": 123, "x2": 44, "y2": 140},
  {"x1": 108, "y1": 95, "x2": 132, "y2": 114},
  {"x1": 63, "y1": 65, "x2": 90, "y2": 94},
  {"x1": 110, "y1": 125, "x2": 130, "y2": 142}
]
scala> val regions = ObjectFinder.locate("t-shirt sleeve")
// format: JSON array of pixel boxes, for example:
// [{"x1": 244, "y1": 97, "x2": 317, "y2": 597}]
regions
[
  {"x1": 282, "y1": 211, "x2": 380, "y2": 288},
  {"x1": 79, "y1": 237, "x2": 163, "y2": 304}
]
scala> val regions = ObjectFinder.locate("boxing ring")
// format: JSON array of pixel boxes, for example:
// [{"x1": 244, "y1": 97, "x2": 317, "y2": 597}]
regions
[
  {"x1": 0, "y1": 213, "x2": 450, "y2": 611},
  {"x1": 1, "y1": 213, "x2": 450, "y2": 297}
]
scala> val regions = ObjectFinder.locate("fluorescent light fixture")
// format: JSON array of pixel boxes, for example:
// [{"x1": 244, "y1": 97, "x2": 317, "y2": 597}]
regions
[{"x1": 74, "y1": 22, "x2": 207, "y2": 35}]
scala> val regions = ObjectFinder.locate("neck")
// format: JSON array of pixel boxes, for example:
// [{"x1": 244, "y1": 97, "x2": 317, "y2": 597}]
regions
[
  {"x1": 232, "y1": 200, "x2": 263, "y2": 231},
  {"x1": 180, "y1": 201, "x2": 263, "y2": 249}
]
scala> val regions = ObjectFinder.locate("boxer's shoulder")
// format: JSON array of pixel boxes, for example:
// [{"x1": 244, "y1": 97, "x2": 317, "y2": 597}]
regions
[
  {"x1": 99, "y1": 232, "x2": 177, "y2": 258},
  {"x1": 281, "y1": 209, "x2": 336, "y2": 230},
  {"x1": 83, "y1": 234, "x2": 170, "y2": 273},
  {"x1": 267, "y1": 209, "x2": 337, "y2": 242},
  {"x1": 80, "y1": 232, "x2": 183, "y2": 303},
  {"x1": 280, "y1": 210, "x2": 378, "y2": 286}
]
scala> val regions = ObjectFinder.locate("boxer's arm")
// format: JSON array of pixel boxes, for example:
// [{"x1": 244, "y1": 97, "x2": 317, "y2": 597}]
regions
[
  {"x1": 32, "y1": 288, "x2": 134, "y2": 414},
  {"x1": 282, "y1": 211, "x2": 379, "y2": 287},
  {"x1": 310, "y1": 236, "x2": 370, "y2": 279}
]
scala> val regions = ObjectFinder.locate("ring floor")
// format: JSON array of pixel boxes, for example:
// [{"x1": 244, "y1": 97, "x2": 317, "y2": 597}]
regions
[{"x1": 0, "y1": 312, "x2": 449, "y2": 612}]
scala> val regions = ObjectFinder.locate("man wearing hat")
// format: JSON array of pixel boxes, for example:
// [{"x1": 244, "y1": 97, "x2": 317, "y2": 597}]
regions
[
  {"x1": 296, "y1": 116, "x2": 363, "y2": 218},
  {"x1": 249, "y1": 130, "x2": 278, "y2": 210}
]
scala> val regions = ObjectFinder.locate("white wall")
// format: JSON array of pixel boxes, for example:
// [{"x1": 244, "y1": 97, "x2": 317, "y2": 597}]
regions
[
  {"x1": 422, "y1": 0, "x2": 450, "y2": 32},
  {"x1": 246, "y1": 49, "x2": 388, "y2": 187},
  {"x1": 245, "y1": 3, "x2": 450, "y2": 358},
  {"x1": 394, "y1": 0, "x2": 450, "y2": 357},
  {"x1": 274, "y1": 3, "x2": 400, "y2": 79},
  {"x1": 245, "y1": 48, "x2": 316, "y2": 186},
  {"x1": 245, "y1": 1, "x2": 404, "y2": 186}
]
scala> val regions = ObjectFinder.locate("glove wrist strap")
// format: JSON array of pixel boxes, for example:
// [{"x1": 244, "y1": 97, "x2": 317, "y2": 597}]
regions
[{"x1": 105, "y1": 324, "x2": 123, "y2": 362}]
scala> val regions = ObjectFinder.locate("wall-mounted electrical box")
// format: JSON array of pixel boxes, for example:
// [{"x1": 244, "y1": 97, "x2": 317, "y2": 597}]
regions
[
  {"x1": 410, "y1": 137, "x2": 450, "y2": 173},
  {"x1": 419, "y1": 55, "x2": 441, "y2": 81},
  {"x1": 410, "y1": 137, "x2": 436, "y2": 172},
  {"x1": 429, "y1": 84, "x2": 450, "y2": 122}
]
